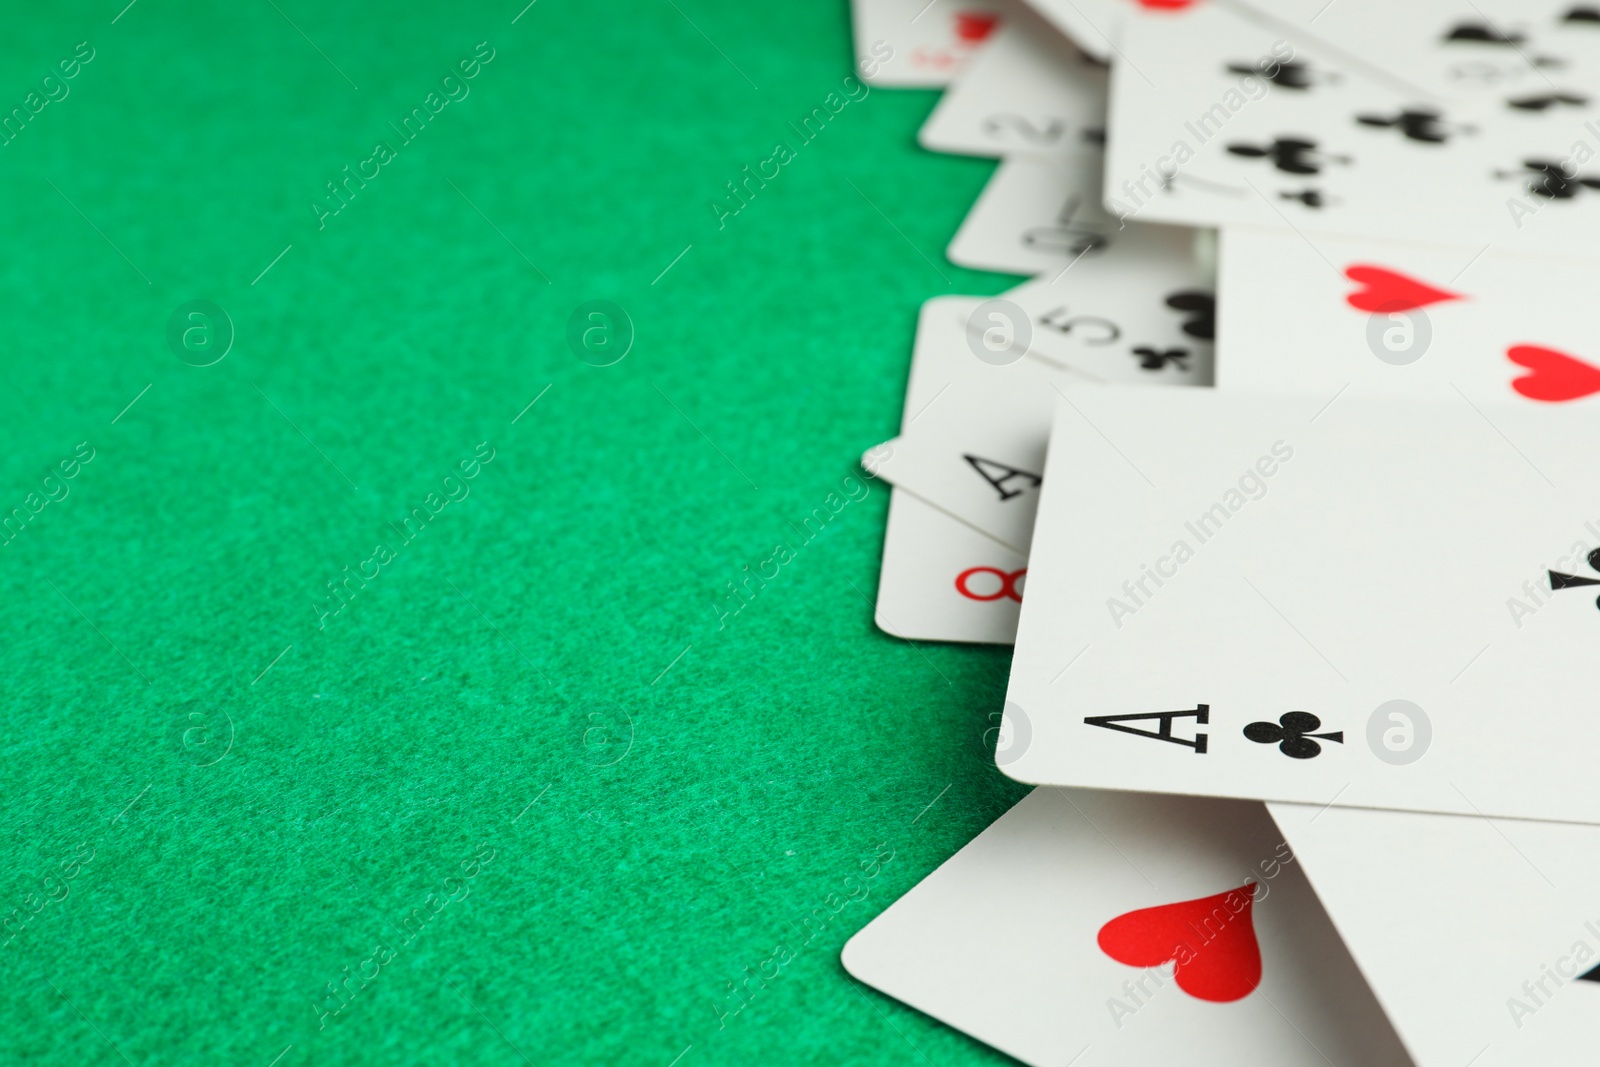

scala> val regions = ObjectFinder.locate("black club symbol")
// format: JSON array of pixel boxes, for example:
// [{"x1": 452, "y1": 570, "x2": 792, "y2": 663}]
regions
[
  {"x1": 1500, "y1": 159, "x2": 1600, "y2": 200},
  {"x1": 1243, "y1": 712, "x2": 1343, "y2": 760},
  {"x1": 1508, "y1": 92, "x2": 1590, "y2": 112},
  {"x1": 1355, "y1": 108, "x2": 1469, "y2": 145},
  {"x1": 1165, "y1": 291, "x2": 1215, "y2": 340},
  {"x1": 1550, "y1": 548, "x2": 1600, "y2": 609},
  {"x1": 1226, "y1": 137, "x2": 1350, "y2": 175},
  {"x1": 1225, "y1": 59, "x2": 1326, "y2": 91},
  {"x1": 1443, "y1": 21, "x2": 1525, "y2": 45},
  {"x1": 1280, "y1": 188, "x2": 1328, "y2": 209},
  {"x1": 1131, "y1": 346, "x2": 1188, "y2": 371}
]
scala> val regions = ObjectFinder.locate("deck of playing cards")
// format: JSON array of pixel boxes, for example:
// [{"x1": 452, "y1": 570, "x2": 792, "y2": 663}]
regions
[{"x1": 847, "y1": 2, "x2": 1600, "y2": 1063}]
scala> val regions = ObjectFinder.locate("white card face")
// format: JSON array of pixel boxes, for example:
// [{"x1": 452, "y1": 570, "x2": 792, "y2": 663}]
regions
[
  {"x1": 1002, "y1": 225, "x2": 1217, "y2": 383},
  {"x1": 1216, "y1": 226, "x2": 1600, "y2": 406},
  {"x1": 928, "y1": 227, "x2": 1209, "y2": 395},
  {"x1": 870, "y1": 292, "x2": 1212, "y2": 554},
  {"x1": 1269, "y1": 799, "x2": 1600, "y2": 1066},
  {"x1": 1020, "y1": 0, "x2": 1126, "y2": 61},
  {"x1": 948, "y1": 153, "x2": 1119, "y2": 275},
  {"x1": 1209, "y1": 220, "x2": 1600, "y2": 1062},
  {"x1": 919, "y1": 11, "x2": 1107, "y2": 158},
  {"x1": 895, "y1": 293, "x2": 1097, "y2": 419},
  {"x1": 842, "y1": 787, "x2": 1411, "y2": 1067},
  {"x1": 851, "y1": 0, "x2": 1010, "y2": 86},
  {"x1": 1217, "y1": 224, "x2": 1600, "y2": 1065},
  {"x1": 1103, "y1": 1, "x2": 1600, "y2": 260},
  {"x1": 873, "y1": 285, "x2": 1181, "y2": 645},
  {"x1": 867, "y1": 228, "x2": 1213, "y2": 549},
  {"x1": 946, "y1": 155, "x2": 1219, "y2": 366},
  {"x1": 870, "y1": 296, "x2": 1079, "y2": 642},
  {"x1": 1231, "y1": 0, "x2": 1600, "y2": 105},
  {"x1": 875, "y1": 487, "x2": 1027, "y2": 644},
  {"x1": 868, "y1": 374, "x2": 1056, "y2": 552},
  {"x1": 1003, "y1": 386, "x2": 1600, "y2": 823},
  {"x1": 867, "y1": 299, "x2": 1065, "y2": 552}
]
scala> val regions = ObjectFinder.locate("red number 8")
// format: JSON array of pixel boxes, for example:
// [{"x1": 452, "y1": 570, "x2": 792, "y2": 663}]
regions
[{"x1": 955, "y1": 566, "x2": 1025, "y2": 602}]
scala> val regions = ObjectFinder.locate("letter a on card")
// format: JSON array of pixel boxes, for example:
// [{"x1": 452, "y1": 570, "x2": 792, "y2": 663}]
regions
[
  {"x1": 963, "y1": 454, "x2": 1042, "y2": 501},
  {"x1": 1084, "y1": 706, "x2": 1209, "y2": 753}
]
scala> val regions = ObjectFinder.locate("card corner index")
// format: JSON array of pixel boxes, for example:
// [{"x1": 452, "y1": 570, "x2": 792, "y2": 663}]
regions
[{"x1": 1083, "y1": 704, "x2": 1209, "y2": 753}]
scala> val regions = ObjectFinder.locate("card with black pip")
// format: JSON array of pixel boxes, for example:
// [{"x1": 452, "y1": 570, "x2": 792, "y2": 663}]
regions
[
  {"x1": 1000, "y1": 385, "x2": 1600, "y2": 824},
  {"x1": 1229, "y1": 0, "x2": 1600, "y2": 106},
  {"x1": 1105, "y1": 0, "x2": 1600, "y2": 261}
]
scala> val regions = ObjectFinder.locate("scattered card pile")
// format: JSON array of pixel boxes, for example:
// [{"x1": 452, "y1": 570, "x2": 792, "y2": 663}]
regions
[{"x1": 845, "y1": 2, "x2": 1600, "y2": 1064}]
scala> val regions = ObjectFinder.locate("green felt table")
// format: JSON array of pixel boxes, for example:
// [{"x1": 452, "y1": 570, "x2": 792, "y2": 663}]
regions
[{"x1": 0, "y1": 2, "x2": 1032, "y2": 1063}]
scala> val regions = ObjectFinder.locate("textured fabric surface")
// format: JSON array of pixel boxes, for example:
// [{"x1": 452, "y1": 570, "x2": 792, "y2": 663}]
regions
[{"x1": 0, "y1": 2, "x2": 1028, "y2": 1063}]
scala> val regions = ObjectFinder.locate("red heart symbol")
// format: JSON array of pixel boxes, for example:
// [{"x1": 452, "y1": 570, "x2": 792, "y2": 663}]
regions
[
  {"x1": 953, "y1": 12, "x2": 1000, "y2": 43},
  {"x1": 1133, "y1": 0, "x2": 1196, "y2": 8},
  {"x1": 1508, "y1": 345, "x2": 1600, "y2": 402},
  {"x1": 1343, "y1": 265, "x2": 1460, "y2": 313},
  {"x1": 1097, "y1": 885, "x2": 1261, "y2": 1003}
]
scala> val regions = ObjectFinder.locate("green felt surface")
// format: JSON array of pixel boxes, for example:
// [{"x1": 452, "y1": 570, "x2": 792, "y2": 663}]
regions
[{"x1": 0, "y1": 2, "x2": 1031, "y2": 1063}]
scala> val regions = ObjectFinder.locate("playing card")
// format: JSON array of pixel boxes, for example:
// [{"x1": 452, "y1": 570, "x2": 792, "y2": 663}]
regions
[
  {"x1": 874, "y1": 487, "x2": 1028, "y2": 644},
  {"x1": 866, "y1": 223, "x2": 1213, "y2": 549},
  {"x1": 1229, "y1": 0, "x2": 1600, "y2": 106},
  {"x1": 1220, "y1": 268, "x2": 1600, "y2": 1067},
  {"x1": 1268, "y1": 798, "x2": 1600, "y2": 1066},
  {"x1": 919, "y1": 7, "x2": 1106, "y2": 159},
  {"x1": 868, "y1": 375, "x2": 1053, "y2": 553},
  {"x1": 902, "y1": 295, "x2": 1062, "y2": 422},
  {"x1": 1001, "y1": 386, "x2": 1600, "y2": 823},
  {"x1": 947, "y1": 153, "x2": 1118, "y2": 275},
  {"x1": 1001, "y1": 226, "x2": 1217, "y2": 382},
  {"x1": 869, "y1": 296, "x2": 1083, "y2": 642},
  {"x1": 1104, "y1": 0, "x2": 1600, "y2": 260},
  {"x1": 842, "y1": 786, "x2": 1411, "y2": 1067},
  {"x1": 869, "y1": 245, "x2": 1211, "y2": 632},
  {"x1": 1212, "y1": 224, "x2": 1600, "y2": 1064},
  {"x1": 944, "y1": 156, "x2": 1219, "y2": 369},
  {"x1": 866, "y1": 297, "x2": 1060, "y2": 550},
  {"x1": 1216, "y1": 226, "x2": 1600, "y2": 405},
  {"x1": 1020, "y1": 0, "x2": 1126, "y2": 62},
  {"x1": 868, "y1": 323, "x2": 1211, "y2": 552},
  {"x1": 850, "y1": 0, "x2": 1010, "y2": 87},
  {"x1": 892, "y1": 293, "x2": 1096, "y2": 421}
]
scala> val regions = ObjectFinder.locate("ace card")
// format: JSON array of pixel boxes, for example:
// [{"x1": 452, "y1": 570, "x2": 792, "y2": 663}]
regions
[
  {"x1": 1002, "y1": 386, "x2": 1600, "y2": 824},
  {"x1": 868, "y1": 296, "x2": 1085, "y2": 643}
]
